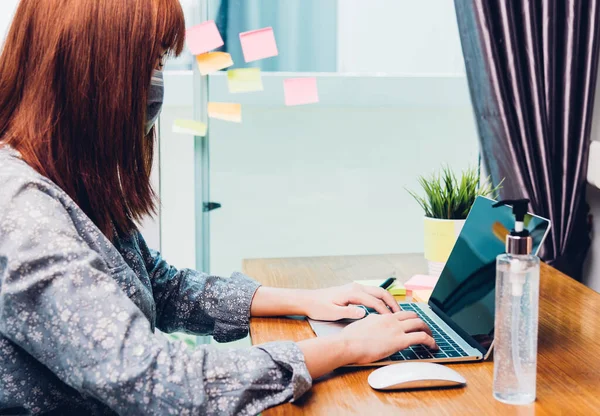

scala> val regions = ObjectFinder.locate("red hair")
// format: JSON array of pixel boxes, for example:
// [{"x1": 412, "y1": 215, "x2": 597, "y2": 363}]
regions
[{"x1": 0, "y1": 0, "x2": 185, "y2": 238}]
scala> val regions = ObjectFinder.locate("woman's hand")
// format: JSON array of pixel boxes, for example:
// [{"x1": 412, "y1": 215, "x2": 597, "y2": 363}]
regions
[
  {"x1": 297, "y1": 311, "x2": 437, "y2": 378},
  {"x1": 301, "y1": 283, "x2": 400, "y2": 321},
  {"x1": 250, "y1": 283, "x2": 399, "y2": 321},
  {"x1": 338, "y1": 311, "x2": 437, "y2": 364}
]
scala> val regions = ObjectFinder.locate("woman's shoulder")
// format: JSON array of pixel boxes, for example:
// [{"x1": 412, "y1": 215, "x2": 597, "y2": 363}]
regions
[
  {"x1": 0, "y1": 146, "x2": 65, "y2": 201},
  {"x1": 0, "y1": 146, "x2": 77, "y2": 226},
  {"x1": 0, "y1": 145, "x2": 123, "y2": 269}
]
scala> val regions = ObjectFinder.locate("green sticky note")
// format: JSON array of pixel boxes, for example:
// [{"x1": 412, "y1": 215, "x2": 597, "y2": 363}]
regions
[
  {"x1": 354, "y1": 279, "x2": 406, "y2": 296},
  {"x1": 227, "y1": 68, "x2": 264, "y2": 93},
  {"x1": 172, "y1": 119, "x2": 207, "y2": 137}
]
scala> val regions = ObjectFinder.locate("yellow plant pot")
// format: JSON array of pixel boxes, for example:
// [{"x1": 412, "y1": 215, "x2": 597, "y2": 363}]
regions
[{"x1": 423, "y1": 217, "x2": 466, "y2": 277}]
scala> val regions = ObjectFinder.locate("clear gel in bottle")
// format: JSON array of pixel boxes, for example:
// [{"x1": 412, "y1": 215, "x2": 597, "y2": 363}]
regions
[{"x1": 492, "y1": 199, "x2": 540, "y2": 405}]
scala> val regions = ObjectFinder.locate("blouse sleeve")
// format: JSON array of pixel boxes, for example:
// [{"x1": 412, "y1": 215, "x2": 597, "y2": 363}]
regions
[
  {"x1": 0, "y1": 181, "x2": 312, "y2": 415},
  {"x1": 135, "y1": 233, "x2": 260, "y2": 342}
]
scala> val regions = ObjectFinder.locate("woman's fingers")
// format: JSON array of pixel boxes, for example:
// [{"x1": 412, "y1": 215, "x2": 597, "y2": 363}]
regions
[
  {"x1": 348, "y1": 291, "x2": 391, "y2": 315},
  {"x1": 361, "y1": 286, "x2": 400, "y2": 312},
  {"x1": 402, "y1": 331, "x2": 438, "y2": 350},
  {"x1": 399, "y1": 318, "x2": 433, "y2": 337},
  {"x1": 393, "y1": 311, "x2": 419, "y2": 321}
]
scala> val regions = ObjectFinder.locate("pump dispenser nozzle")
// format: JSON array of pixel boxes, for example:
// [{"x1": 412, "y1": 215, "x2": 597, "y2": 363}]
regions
[{"x1": 493, "y1": 199, "x2": 533, "y2": 255}]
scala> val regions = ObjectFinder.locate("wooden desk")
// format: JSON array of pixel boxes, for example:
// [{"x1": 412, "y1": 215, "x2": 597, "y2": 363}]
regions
[{"x1": 245, "y1": 254, "x2": 600, "y2": 416}]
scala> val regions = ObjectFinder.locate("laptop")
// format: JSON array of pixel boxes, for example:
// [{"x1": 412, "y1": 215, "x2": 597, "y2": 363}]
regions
[{"x1": 308, "y1": 196, "x2": 551, "y2": 365}]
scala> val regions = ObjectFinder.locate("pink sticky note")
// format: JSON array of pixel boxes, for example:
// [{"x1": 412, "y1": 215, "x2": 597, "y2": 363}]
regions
[
  {"x1": 186, "y1": 21, "x2": 224, "y2": 56},
  {"x1": 239, "y1": 27, "x2": 279, "y2": 62},
  {"x1": 284, "y1": 77, "x2": 319, "y2": 106},
  {"x1": 404, "y1": 275, "x2": 439, "y2": 291}
]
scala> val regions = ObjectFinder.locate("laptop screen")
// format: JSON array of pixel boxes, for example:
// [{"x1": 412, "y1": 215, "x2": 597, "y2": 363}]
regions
[{"x1": 428, "y1": 196, "x2": 550, "y2": 355}]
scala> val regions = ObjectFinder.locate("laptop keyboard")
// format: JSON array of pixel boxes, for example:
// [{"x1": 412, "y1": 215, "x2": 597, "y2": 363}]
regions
[{"x1": 357, "y1": 303, "x2": 468, "y2": 361}]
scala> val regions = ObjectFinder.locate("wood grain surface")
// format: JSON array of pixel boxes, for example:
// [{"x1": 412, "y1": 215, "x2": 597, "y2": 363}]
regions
[{"x1": 245, "y1": 254, "x2": 600, "y2": 416}]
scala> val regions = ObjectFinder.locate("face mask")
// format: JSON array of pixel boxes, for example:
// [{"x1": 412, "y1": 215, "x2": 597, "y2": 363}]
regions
[{"x1": 146, "y1": 69, "x2": 164, "y2": 135}]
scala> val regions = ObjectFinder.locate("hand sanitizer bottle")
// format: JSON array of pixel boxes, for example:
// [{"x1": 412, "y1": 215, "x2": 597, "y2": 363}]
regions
[{"x1": 492, "y1": 199, "x2": 540, "y2": 405}]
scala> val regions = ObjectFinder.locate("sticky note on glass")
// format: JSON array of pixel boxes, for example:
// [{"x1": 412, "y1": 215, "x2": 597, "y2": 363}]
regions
[
  {"x1": 196, "y1": 52, "x2": 233, "y2": 75},
  {"x1": 186, "y1": 21, "x2": 224, "y2": 56},
  {"x1": 404, "y1": 275, "x2": 439, "y2": 291},
  {"x1": 284, "y1": 77, "x2": 319, "y2": 106},
  {"x1": 208, "y1": 102, "x2": 242, "y2": 123},
  {"x1": 239, "y1": 27, "x2": 278, "y2": 62},
  {"x1": 227, "y1": 68, "x2": 263, "y2": 93},
  {"x1": 172, "y1": 119, "x2": 207, "y2": 136},
  {"x1": 354, "y1": 279, "x2": 406, "y2": 296}
]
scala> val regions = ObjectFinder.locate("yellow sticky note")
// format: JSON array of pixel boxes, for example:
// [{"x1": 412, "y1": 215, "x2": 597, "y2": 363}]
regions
[
  {"x1": 423, "y1": 219, "x2": 457, "y2": 263},
  {"x1": 388, "y1": 283, "x2": 406, "y2": 297},
  {"x1": 172, "y1": 119, "x2": 207, "y2": 137},
  {"x1": 354, "y1": 279, "x2": 406, "y2": 296},
  {"x1": 227, "y1": 68, "x2": 263, "y2": 93},
  {"x1": 196, "y1": 52, "x2": 234, "y2": 75},
  {"x1": 208, "y1": 102, "x2": 242, "y2": 123}
]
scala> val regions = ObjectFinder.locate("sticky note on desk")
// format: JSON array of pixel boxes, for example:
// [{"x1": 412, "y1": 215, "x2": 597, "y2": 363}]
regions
[
  {"x1": 196, "y1": 52, "x2": 233, "y2": 75},
  {"x1": 239, "y1": 27, "x2": 278, "y2": 62},
  {"x1": 208, "y1": 102, "x2": 242, "y2": 123},
  {"x1": 227, "y1": 68, "x2": 263, "y2": 93},
  {"x1": 404, "y1": 274, "x2": 438, "y2": 291},
  {"x1": 284, "y1": 77, "x2": 319, "y2": 106},
  {"x1": 412, "y1": 289, "x2": 433, "y2": 303},
  {"x1": 186, "y1": 21, "x2": 224, "y2": 55},
  {"x1": 354, "y1": 279, "x2": 406, "y2": 296},
  {"x1": 172, "y1": 119, "x2": 207, "y2": 136}
]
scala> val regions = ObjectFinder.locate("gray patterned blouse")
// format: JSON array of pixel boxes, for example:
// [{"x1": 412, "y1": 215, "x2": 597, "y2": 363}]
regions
[{"x1": 0, "y1": 147, "x2": 312, "y2": 415}]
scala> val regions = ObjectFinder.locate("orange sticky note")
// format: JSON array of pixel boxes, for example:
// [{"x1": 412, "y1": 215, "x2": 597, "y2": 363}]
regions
[
  {"x1": 196, "y1": 52, "x2": 233, "y2": 75},
  {"x1": 186, "y1": 21, "x2": 224, "y2": 56},
  {"x1": 413, "y1": 289, "x2": 433, "y2": 303},
  {"x1": 492, "y1": 221, "x2": 510, "y2": 243},
  {"x1": 208, "y1": 102, "x2": 242, "y2": 123},
  {"x1": 405, "y1": 274, "x2": 439, "y2": 291},
  {"x1": 239, "y1": 27, "x2": 279, "y2": 62},
  {"x1": 284, "y1": 77, "x2": 319, "y2": 106}
]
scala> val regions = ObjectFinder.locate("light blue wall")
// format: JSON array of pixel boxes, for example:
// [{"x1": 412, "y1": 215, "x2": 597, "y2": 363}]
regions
[{"x1": 0, "y1": 0, "x2": 19, "y2": 47}]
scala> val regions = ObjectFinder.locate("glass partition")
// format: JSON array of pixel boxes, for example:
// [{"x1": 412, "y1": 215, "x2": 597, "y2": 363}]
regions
[
  {"x1": 200, "y1": 0, "x2": 478, "y2": 276},
  {"x1": 159, "y1": 0, "x2": 478, "y2": 278}
]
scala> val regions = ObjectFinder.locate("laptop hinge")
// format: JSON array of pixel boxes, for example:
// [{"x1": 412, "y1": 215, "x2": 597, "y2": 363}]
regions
[{"x1": 427, "y1": 301, "x2": 489, "y2": 357}]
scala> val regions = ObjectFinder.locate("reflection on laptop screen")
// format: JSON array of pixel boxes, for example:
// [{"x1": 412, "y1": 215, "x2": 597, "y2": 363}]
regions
[{"x1": 428, "y1": 196, "x2": 550, "y2": 354}]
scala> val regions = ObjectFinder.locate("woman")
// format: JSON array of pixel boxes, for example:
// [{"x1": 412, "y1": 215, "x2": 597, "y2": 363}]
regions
[{"x1": 0, "y1": 0, "x2": 436, "y2": 414}]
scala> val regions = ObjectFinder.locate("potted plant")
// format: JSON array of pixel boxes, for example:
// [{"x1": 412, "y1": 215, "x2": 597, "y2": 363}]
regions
[{"x1": 407, "y1": 166, "x2": 501, "y2": 277}]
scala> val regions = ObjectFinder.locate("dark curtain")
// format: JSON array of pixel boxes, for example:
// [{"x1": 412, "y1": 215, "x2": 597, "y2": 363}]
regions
[{"x1": 454, "y1": 0, "x2": 600, "y2": 281}]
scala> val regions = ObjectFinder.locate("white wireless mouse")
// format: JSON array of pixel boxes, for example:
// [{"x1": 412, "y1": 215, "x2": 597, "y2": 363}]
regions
[{"x1": 368, "y1": 362, "x2": 467, "y2": 391}]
